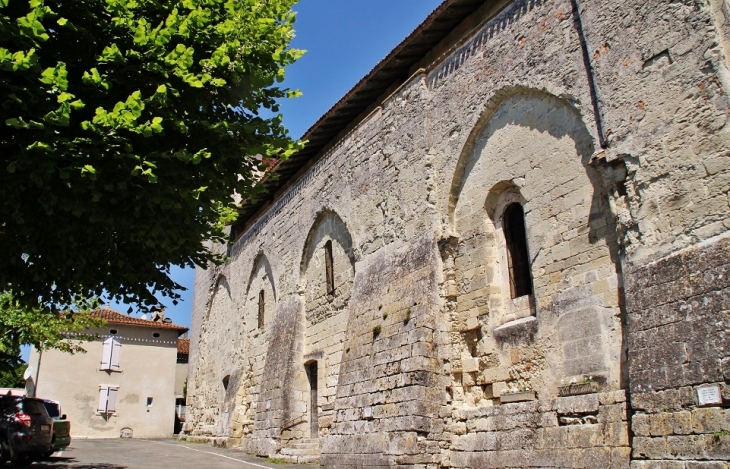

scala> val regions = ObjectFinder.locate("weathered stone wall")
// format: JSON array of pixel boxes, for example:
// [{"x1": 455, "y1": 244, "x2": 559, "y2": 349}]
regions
[
  {"x1": 445, "y1": 391, "x2": 630, "y2": 467},
  {"x1": 580, "y1": 0, "x2": 730, "y2": 258},
  {"x1": 321, "y1": 234, "x2": 443, "y2": 467},
  {"x1": 185, "y1": 0, "x2": 730, "y2": 466},
  {"x1": 626, "y1": 234, "x2": 730, "y2": 468}
]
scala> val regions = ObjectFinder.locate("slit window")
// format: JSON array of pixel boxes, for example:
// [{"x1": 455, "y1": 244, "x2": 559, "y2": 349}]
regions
[
  {"x1": 324, "y1": 240, "x2": 335, "y2": 295},
  {"x1": 222, "y1": 375, "x2": 230, "y2": 391},
  {"x1": 503, "y1": 203, "x2": 533, "y2": 298},
  {"x1": 258, "y1": 289, "x2": 265, "y2": 329}
]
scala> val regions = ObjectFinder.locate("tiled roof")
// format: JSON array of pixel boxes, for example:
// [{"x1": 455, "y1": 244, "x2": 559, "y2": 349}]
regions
[
  {"x1": 177, "y1": 338, "x2": 190, "y2": 355},
  {"x1": 91, "y1": 308, "x2": 188, "y2": 332}
]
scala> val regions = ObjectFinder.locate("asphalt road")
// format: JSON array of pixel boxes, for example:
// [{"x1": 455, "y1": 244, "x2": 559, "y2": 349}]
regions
[{"x1": 30, "y1": 439, "x2": 319, "y2": 469}]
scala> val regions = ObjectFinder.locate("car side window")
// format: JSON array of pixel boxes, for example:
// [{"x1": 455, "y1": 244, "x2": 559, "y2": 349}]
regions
[{"x1": 23, "y1": 400, "x2": 47, "y2": 415}]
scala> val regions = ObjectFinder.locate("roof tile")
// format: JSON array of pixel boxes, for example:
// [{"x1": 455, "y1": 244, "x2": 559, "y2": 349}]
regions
[{"x1": 91, "y1": 308, "x2": 188, "y2": 332}]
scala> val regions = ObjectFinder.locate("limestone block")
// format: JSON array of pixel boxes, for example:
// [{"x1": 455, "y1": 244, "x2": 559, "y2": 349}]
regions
[
  {"x1": 688, "y1": 407, "x2": 728, "y2": 434},
  {"x1": 447, "y1": 421, "x2": 467, "y2": 435},
  {"x1": 462, "y1": 357, "x2": 479, "y2": 373},
  {"x1": 633, "y1": 413, "x2": 651, "y2": 437},
  {"x1": 462, "y1": 372, "x2": 476, "y2": 387},
  {"x1": 492, "y1": 382, "x2": 508, "y2": 398},
  {"x1": 556, "y1": 393, "x2": 600, "y2": 415},
  {"x1": 465, "y1": 316, "x2": 479, "y2": 331}
]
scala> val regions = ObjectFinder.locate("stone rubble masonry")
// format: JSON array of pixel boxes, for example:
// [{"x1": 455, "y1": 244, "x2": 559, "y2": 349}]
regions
[{"x1": 184, "y1": 0, "x2": 730, "y2": 467}]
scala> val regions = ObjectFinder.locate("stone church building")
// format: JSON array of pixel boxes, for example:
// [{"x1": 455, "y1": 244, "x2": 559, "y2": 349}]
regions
[{"x1": 184, "y1": 0, "x2": 730, "y2": 467}]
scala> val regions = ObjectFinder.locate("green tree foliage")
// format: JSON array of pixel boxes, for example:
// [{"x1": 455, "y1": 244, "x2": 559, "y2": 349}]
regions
[
  {"x1": 0, "y1": 0, "x2": 303, "y2": 310},
  {"x1": 0, "y1": 360, "x2": 25, "y2": 388},
  {"x1": 0, "y1": 291, "x2": 105, "y2": 381}
]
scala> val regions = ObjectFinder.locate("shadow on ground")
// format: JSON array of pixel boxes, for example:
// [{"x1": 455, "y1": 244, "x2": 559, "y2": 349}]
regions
[{"x1": 33, "y1": 458, "x2": 126, "y2": 469}]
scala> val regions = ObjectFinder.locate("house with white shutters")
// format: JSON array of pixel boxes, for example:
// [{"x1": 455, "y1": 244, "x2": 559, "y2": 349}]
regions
[{"x1": 29, "y1": 308, "x2": 187, "y2": 439}]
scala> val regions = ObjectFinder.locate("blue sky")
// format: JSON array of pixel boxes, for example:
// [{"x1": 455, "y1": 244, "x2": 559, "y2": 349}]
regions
[{"x1": 115, "y1": 0, "x2": 445, "y2": 329}]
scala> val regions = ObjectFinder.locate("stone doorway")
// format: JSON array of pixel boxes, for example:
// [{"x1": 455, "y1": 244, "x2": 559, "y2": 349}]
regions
[{"x1": 305, "y1": 361, "x2": 318, "y2": 439}]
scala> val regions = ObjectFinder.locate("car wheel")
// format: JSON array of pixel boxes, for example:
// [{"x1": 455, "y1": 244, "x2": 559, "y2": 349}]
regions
[
  {"x1": 9, "y1": 454, "x2": 31, "y2": 467},
  {"x1": 42, "y1": 448, "x2": 54, "y2": 459}
]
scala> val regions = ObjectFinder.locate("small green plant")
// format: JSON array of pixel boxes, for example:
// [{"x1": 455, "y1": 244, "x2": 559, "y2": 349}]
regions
[
  {"x1": 345, "y1": 347, "x2": 350, "y2": 353},
  {"x1": 713, "y1": 429, "x2": 730, "y2": 438},
  {"x1": 382, "y1": 311, "x2": 388, "y2": 319},
  {"x1": 378, "y1": 304, "x2": 383, "y2": 310},
  {"x1": 264, "y1": 457, "x2": 290, "y2": 464},
  {"x1": 372, "y1": 324, "x2": 382, "y2": 340},
  {"x1": 403, "y1": 308, "x2": 411, "y2": 325}
]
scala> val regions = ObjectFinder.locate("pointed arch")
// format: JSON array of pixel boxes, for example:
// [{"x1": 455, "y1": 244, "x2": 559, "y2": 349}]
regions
[
  {"x1": 294, "y1": 209, "x2": 357, "y2": 444},
  {"x1": 204, "y1": 273, "x2": 230, "y2": 322},
  {"x1": 300, "y1": 209, "x2": 356, "y2": 281},
  {"x1": 244, "y1": 251, "x2": 277, "y2": 305},
  {"x1": 244, "y1": 251, "x2": 277, "y2": 332},
  {"x1": 448, "y1": 86, "x2": 594, "y2": 230},
  {"x1": 442, "y1": 86, "x2": 624, "y2": 405}
]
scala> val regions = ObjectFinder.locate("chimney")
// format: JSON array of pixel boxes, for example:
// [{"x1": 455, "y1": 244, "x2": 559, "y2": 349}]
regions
[{"x1": 151, "y1": 305, "x2": 165, "y2": 322}]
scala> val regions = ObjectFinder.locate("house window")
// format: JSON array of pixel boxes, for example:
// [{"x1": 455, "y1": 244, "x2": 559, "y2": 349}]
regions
[
  {"x1": 324, "y1": 240, "x2": 334, "y2": 295},
  {"x1": 100, "y1": 336, "x2": 122, "y2": 371},
  {"x1": 258, "y1": 289, "x2": 265, "y2": 329},
  {"x1": 97, "y1": 385, "x2": 119, "y2": 414},
  {"x1": 152, "y1": 332, "x2": 160, "y2": 338},
  {"x1": 502, "y1": 203, "x2": 532, "y2": 298},
  {"x1": 146, "y1": 397, "x2": 153, "y2": 407}
]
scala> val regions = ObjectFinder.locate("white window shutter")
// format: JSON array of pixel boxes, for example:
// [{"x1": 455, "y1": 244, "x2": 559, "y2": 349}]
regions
[
  {"x1": 97, "y1": 385, "x2": 109, "y2": 412},
  {"x1": 107, "y1": 387, "x2": 118, "y2": 413},
  {"x1": 109, "y1": 337, "x2": 122, "y2": 371},
  {"x1": 100, "y1": 337, "x2": 113, "y2": 370}
]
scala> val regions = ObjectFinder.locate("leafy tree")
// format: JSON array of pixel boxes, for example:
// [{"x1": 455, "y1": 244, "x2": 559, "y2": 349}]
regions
[
  {"x1": 0, "y1": 358, "x2": 25, "y2": 388},
  {"x1": 0, "y1": 0, "x2": 303, "y2": 311},
  {"x1": 0, "y1": 291, "x2": 105, "y2": 384}
]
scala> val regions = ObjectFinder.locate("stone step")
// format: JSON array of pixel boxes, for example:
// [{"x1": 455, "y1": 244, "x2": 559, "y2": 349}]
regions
[
  {"x1": 291, "y1": 438, "x2": 318, "y2": 445},
  {"x1": 279, "y1": 446, "x2": 320, "y2": 456},
  {"x1": 295, "y1": 455, "x2": 320, "y2": 464},
  {"x1": 290, "y1": 442, "x2": 319, "y2": 450},
  {"x1": 276, "y1": 454, "x2": 320, "y2": 464}
]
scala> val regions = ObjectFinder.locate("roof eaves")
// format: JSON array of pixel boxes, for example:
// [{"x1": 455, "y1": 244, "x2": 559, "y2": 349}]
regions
[{"x1": 233, "y1": 0, "x2": 501, "y2": 233}]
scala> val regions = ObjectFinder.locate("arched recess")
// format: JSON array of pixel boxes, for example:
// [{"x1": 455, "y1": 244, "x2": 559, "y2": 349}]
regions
[
  {"x1": 192, "y1": 274, "x2": 240, "y2": 437},
  {"x1": 231, "y1": 252, "x2": 277, "y2": 444},
  {"x1": 288, "y1": 210, "x2": 356, "y2": 444},
  {"x1": 244, "y1": 252, "x2": 278, "y2": 335},
  {"x1": 443, "y1": 88, "x2": 623, "y2": 408}
]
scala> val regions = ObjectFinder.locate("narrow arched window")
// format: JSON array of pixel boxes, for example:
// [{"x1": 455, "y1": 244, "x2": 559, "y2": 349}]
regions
[
  {"x1": 503, "y1": 203, "x2": 532, "y2": 298},
  {"x1": 324, "y1": 240, "x2": 335, "y2": 295},
  {"x1": 258, "y1": 289, "x2": 265, "y2": 329}
]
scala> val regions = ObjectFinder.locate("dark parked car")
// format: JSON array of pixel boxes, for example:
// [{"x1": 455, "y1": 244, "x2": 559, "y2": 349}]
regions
[
  {"x1": 0, "y1": 396, "x2": 53, "y2": 466},
  {"x1": 40, "y1": 400, "x2": 70, "y2": 457}
]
